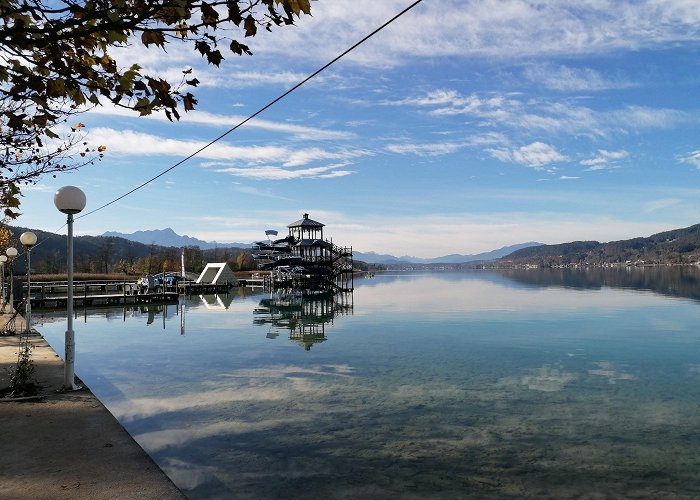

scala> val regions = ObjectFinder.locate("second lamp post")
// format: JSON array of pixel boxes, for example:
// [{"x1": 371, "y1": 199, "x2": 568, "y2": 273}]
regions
[{"x1": 20, "y1": 231, "x2": 37, "y2": 334}]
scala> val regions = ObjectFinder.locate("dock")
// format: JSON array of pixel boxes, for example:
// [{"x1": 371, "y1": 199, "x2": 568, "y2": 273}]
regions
[
  {"x1": 10, "y1": 277, "x2": 255, "y2": 310},
  {"x1": 31, "y1": 292, "x2": 180, "y2": 309},
  {"x1": 15, "y1": 279, "x2": 240, "y2": 309}
]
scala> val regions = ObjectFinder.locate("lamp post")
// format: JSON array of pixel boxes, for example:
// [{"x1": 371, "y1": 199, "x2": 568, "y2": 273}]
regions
[
  {"x1": 6, "y1": 246, "x2": 17, "y2": 309},
  {"x1": 20, "y1": 231, "x2": 37, "y2": 334},
  {"x1": 54, "y1": 186, "x2": 86, "y2": 391},
  {"x1": 0, "y1": 254, "x2": 7, "y2": 303}
]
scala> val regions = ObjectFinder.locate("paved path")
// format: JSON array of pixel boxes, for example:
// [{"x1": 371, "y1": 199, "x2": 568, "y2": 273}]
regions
[{"x1": 0, "y1": 304, "x2": 185, "y2": 499}]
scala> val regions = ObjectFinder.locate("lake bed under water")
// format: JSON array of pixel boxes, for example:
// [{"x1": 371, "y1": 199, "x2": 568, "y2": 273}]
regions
[{"x1": 36, "y1": 269, "x2": 700, "y2": 498}]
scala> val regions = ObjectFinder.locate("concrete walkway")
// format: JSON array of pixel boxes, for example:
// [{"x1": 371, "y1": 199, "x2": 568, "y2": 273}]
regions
[{"x1": 0, "y1": 304, "x2": 185, "y2": 499}]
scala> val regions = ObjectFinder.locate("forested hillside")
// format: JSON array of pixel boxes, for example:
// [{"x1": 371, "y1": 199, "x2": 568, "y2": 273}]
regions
[
  {"x1": 500, "y1": 224, "x2": 700, "y2": 267},
  {"x1": 5, "y1": 226, "x2": 253, "y2": 275}
]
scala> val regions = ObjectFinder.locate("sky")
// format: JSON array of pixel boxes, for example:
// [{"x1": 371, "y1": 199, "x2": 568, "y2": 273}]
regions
[{"x1": 18, "y1": 0, "x2": 700, "y2": 258}]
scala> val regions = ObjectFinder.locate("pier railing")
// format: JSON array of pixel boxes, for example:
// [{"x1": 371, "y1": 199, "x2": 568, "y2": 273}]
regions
[{"x1": 20, "y1": 280, "x2": 176, "y2": 309}]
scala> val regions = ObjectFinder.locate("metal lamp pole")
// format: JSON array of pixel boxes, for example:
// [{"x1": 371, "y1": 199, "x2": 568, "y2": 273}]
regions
[
  {"x1": 20, "y1": 231, "x2": 37, "y2": 334},
  {"x1": 6, "y1": 247, "x2": 17, "y2": 309},
  {"x1": 54, "y1": 186, "x2": 86, "y2": 391},
  {"x1": 0, "y1": 255, "x2": 6, "y2": 303}
]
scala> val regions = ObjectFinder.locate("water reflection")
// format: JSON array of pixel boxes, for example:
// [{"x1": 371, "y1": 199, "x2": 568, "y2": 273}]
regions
[
  {"x1": 253, "y1": 289, "x2": 353, "y2": 349},
  {"x1": 494, "y1": 265, "x2": 700, "y2": 301},
  {"x1": 33, "y1": 302, "x2": 179, "y2": 328},
  {"x1": 32, "y1": 270, "x2": 700, "y2": 498}
]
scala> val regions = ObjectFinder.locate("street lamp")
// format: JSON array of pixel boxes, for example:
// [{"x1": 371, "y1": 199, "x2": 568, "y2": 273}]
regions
[
  {"x1": 20, "y1": 231, "x2": 37, "y2": 334},
  {"x1": 54, "y1": 186, "x2": 86, "y2": 391},
  {"x1": 6, "y1": 246, "x2": 17, "y2": 309},
  {"x1": 0, "y1": 254, "x2": 7, "y2": 303}
]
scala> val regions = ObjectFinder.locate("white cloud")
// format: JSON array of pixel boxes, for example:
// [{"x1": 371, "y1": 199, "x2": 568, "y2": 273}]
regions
[
  {"x1": 487, "y1": 141, "x2": 568, "y2": 169},
  {"x1": 90, "y1": 127, "x2": 285, "y2": 160},
  {"x1": 183, "y1": 70, "x2": 313, "y2": 89},
  {"x1": 680, "y1": 150, "x2": 700, "y2": 168},
  {"x1": 643, "y1": 198, "x2": 680, "y2": 213},
  {"x1": 391, "y1": 90, "x2": 520, "y2": 122},
  {"x1": 87, "y1": 105, "x2": 353, "y2": 141},
  {"x1": 211, "y1": 163, "x2": 355, "y2": 180},
  {"x1": 248, "y1": 0, "x2": 700, "y2": 66},
  {"x1": 386, "y1": 89, "x2": 690, "y2": 141},
  {"x1": 606, "y1": 105, "x2": 687, "y2": 129},
  {"x1": 385, "y1": 141, "x2": 465, "y2": 156},
  {"x1": 581, "y1": 149, "x2": 629, "y2": 170},
  {"x1": 524, "y1": 64, "x2": 634, "y2": 91},
  {"x1": 88, "y1": 128, "x2": 367, "y2": 171}
]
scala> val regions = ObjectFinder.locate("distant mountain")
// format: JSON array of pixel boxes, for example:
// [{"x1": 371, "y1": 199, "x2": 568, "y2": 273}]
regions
[
  {"x1": 499, "y1": 223, "x2": 700, "y2": 266},
  {"x1": 101, "y1": 228, "x2": 251, "y2": 250},
  {"x1": 8, "y1": 225, "x2": 162, "y2": 273},
  {"x1": 354, "y1": 242, "x2": 543, "y2": 265}
]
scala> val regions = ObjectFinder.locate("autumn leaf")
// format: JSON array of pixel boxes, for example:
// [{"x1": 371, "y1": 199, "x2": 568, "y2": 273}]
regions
[
  {"x1": 279, "y1": 0, "x2": 311, "y2": 16},
  {"x1": 230, "y1": 40, "x2": 252, "y2": 56},
  {"x1": 176, "y1": 23, "x2": 189, "y2": 38},
  {"x1": 195, "y1": 40, "x2": 211, "y2": 56},
  {"x1": 141, "y1": 30, "x2": 165, "y2": 48},
  {"x1": 244, "y1": 15, "x2": 257, "y2": 37},
  {"x1": 201, "y1": 2, "x2": 219, "y2": 26},
  {"x1": 183, "y1": 92, "x2": 197, "y2": 111},
  {"x1": 207, "y1": 50, "x2": 224, "y2": 66}
]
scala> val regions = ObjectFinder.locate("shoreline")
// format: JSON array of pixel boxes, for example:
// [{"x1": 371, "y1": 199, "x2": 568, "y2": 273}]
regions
[{"x1": 0, "y1": 307, "x2": 185, "y2": 499}]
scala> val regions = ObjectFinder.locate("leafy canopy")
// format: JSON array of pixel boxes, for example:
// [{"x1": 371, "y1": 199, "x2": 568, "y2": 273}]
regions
[{"x1": 0, "y1": 0, "x2": 312, "y2": 219}]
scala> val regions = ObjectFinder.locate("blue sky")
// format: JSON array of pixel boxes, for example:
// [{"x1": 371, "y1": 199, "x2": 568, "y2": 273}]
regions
[{"x1": 19, "y1": 0, "x2": 700, "y2": 258}]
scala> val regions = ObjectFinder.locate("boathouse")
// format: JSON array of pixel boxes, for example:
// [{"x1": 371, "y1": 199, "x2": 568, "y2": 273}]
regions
[
  {"x1": 196, "y1": 262, "x2": 237, "y2": 285},
  {"x1": 252, "y1": 213, "x2": 353, "y2": 290}
]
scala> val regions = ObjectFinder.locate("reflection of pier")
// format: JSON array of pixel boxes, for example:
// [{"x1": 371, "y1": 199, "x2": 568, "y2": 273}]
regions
[
  {"x1": 32, "y1": 302, "x2": 180, "y2": 329},
  {"x1": 253, "y1": 288, "x2": 353, "y2": 350}
]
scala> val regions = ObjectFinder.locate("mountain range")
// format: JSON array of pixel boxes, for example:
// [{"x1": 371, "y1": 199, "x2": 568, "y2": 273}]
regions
[
  {"x1": 10, "y1": 222, "x2": 700, "y2": 272},
  {"x1": 353, "y1": 242, "x2": 543, "y2": 264},
  {"x1": 101, "y1": 228, "x2": 251, "y2": 250},
  {"x1": 102, "y1": 228, "x2": 543, "y2": 264}
]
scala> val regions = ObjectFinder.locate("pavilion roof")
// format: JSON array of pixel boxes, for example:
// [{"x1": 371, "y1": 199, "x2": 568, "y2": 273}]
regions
[{"x1": 288, "y1": 213, "x2": 324, "y2": 229}]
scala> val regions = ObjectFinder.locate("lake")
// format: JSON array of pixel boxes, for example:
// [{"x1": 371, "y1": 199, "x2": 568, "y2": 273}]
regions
[{"x1": 35, "y1": 268, "x2": 700, "y2": 499}]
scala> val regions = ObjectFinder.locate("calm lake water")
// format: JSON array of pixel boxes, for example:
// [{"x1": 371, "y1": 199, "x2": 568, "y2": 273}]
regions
[{"x1": 35, "y1": 269, "x2": 700, "y2": 499}]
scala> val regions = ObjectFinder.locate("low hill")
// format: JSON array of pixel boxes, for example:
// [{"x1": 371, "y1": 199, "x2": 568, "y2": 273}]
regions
[
  {"x1": 355, "y1": 242, "x2": 542, "y2": 265},
  {"x1": 499, "y1": 223, "x2": 700, "y2": 267},
  {"x1": 5, "y1": 226, "x2": 250, "y2": 275}
]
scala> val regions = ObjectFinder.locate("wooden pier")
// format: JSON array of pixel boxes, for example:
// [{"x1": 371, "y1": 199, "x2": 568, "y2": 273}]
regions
[
  {"x1": 21, "y1": 279, "x2": 238, "y2": 309},
  {"x1": 31, "y1": 292, "x2": 179, "y2": 309},
  {"x1": 20, "y1": 280, "x2": 176, "y2": 309}
]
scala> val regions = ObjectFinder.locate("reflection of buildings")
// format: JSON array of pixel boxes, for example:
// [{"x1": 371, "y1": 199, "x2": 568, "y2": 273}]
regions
[
  {"x1": 180, "y1": 287, "x2": 260, "y2": 312},
  {"x1": 253, "y1": 288, "x2": 353, "y2": 350}
]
